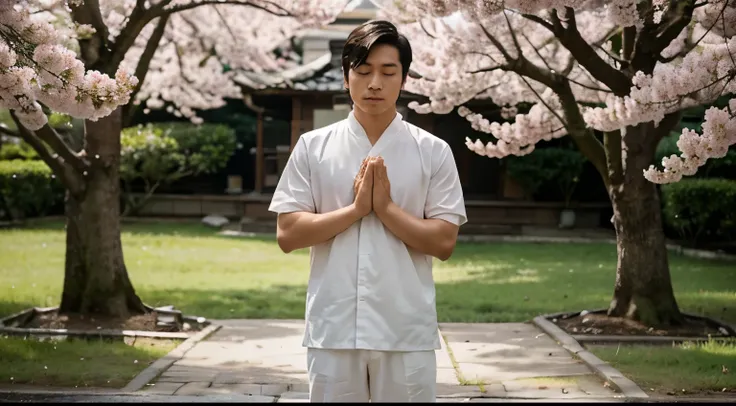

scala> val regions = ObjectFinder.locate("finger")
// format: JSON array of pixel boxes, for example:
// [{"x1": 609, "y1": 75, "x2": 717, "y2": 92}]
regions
[
  {"x1": 358, "y1": 158, "x2": 368, "y2": 178},
  {"x1": 365, "y1": 160, "x2": 375, "y2": 184}
]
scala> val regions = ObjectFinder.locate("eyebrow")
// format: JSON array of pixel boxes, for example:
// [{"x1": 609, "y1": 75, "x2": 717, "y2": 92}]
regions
[{"x1": 360, "y1": 62, "x2": 399, "y2": 68}]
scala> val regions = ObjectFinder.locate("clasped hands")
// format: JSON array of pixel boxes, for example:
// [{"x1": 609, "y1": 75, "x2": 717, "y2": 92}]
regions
[{"x1": 352, "y1": 156, "x2": 392, "y2": 217}]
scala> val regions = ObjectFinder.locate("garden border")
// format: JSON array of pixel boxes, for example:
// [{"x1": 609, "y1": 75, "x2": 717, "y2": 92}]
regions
[
  {"x1": 533, "y1": 309, "x2": 736, "y2": 400},
  {"x1": 0, "y1": 305, "x2": 211, "y2": 340},
  {"x1": 122, "y1": 323, "x2": 221, "y2": 392},
  {"x1": 532, "y1": 314, "x2": 649, "y2": 399}
]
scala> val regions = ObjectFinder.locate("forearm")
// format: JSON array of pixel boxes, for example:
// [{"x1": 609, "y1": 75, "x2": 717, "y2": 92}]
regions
[
  {"x1": 277, "y1": 204, "x2": 362, "y2": 253},
  {"x1": 376, "y1": 202, "x2": 458, "y2": 261}
]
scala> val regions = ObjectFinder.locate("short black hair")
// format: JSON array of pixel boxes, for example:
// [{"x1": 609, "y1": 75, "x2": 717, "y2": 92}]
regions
[{"x1": 341, "y1": 20, "x2": 412, "y2": 83}]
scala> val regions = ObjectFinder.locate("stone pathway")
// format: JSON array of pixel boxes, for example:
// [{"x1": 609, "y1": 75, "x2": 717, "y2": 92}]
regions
[{"x1": 136, "y1": 320, "x2": 627, "y2": 402}]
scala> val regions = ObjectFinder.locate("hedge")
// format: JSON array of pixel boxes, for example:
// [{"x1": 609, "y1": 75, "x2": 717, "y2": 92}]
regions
[
  {"x1": 0, "y1": 160, "x2": 64, "y2": 220},
  {"x1": 661, "y1": 178, "x2": 736, "y2": 244}
]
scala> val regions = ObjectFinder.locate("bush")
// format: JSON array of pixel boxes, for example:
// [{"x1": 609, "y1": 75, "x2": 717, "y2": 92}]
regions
[
  {"x1": 0, "y1": 141, "x2": 40, "y2": 160},
  {"x1": 120, "y1": 122, "x2": 237, "y2": 215},
  {"x1": 661, "y1": 178, "x2": 736, "y2": 244},
  {"x1": 505, "y1": 147, "x2": 587, "y2": 205},
  {"x1": 0, "y1": 160, "x2": 64, "y2": 220}
]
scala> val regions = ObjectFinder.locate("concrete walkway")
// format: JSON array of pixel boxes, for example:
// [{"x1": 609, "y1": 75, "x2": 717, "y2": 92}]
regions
[{"x1": 137, "y1": 320, "x2": 626, "y2": 402}]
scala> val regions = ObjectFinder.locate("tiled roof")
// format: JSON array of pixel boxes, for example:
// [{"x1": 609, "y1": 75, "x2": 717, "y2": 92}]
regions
[{"x1": 233, "y1": 52, "x2": 343, "y2": 92}]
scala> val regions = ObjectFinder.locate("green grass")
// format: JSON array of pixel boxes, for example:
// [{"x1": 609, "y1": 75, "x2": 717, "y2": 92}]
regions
[
  {"x1": 589, "y1": 340, "x2": 736, "y2": 396},
  {"x1": 1, "y1": 218, "x2": 735, "y2": 324},
  {"x1": 0, "y1": 336, "x2": 179, "y2": 388},
  {"x1": 1, "y1": 218, "x2": 735, "y2": 390}
]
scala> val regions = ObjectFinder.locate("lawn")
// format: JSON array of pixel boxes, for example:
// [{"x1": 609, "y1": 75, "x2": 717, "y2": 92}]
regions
[
  {"x1": 0, "y1": 336, "x2": 179, "y2": 388},
  {"x1": 1, "y1": 218, "x2": 735, "y2": 390},
  {"x1": 589, "y1": 340, "x2": 736, "y2": 397},
  {"x1": 2, "y1": 218, "x2": 735, "y2": 324}
]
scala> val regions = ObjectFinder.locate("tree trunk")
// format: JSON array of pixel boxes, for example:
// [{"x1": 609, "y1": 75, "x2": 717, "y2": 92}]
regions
[
  {"x1": 606, "y1": 123, "x2": 684, "y2": 327},
  {"x1": 58, "y1": 109, "x2": 146, "y2": 318}
]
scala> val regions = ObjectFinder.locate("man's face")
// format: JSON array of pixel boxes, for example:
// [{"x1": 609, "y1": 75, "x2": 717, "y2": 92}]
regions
[{"x1": 345, "y1": 43, "x2": 404, "y2": 116}]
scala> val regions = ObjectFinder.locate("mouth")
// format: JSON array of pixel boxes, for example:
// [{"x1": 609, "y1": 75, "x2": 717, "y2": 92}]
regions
[{"x1": 364, "y1": 97, "x2": 384, "y2": 101}]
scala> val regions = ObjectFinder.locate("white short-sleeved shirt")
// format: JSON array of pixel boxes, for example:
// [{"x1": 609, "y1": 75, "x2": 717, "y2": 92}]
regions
[{"x1": 269, "y1": 111, "x2": 467, "y2": 352}]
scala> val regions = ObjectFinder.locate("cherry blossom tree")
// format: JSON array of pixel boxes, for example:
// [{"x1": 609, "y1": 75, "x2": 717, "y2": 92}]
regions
[
  {"x1": 374, "y1": 0, "x2": 736, "y2": 326},
  {"x1": 0, "y1": 0, "x2": 349, "y2": 318}
]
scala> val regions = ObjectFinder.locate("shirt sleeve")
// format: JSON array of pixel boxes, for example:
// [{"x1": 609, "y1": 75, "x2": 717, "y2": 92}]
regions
[
  {"x1": 424, "y1": 144, "x2": 468, "y2": 226},
  {"x1": 268, "y1": 136, "x2": 316, "y2": 214}
]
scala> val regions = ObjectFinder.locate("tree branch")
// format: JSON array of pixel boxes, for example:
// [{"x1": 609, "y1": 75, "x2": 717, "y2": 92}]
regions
[
  {"x1": 155, "y1": 0, "x2": 291, "y2": 18},
  {"x1": 121, "y1": 14, "x2": 171, "y2": 127},
  {"x1": 468, "y1": 65, "x2": 507, "y2": 74},
  {"x1": 494, "y1": 53, "x2": 610, "y2": 181},
  {"x1": 551, "y1": 8, "x2": 632, "y2": 96},
  {"x1": 521, "y1": 13, "x2": 555, "y2": 31},
  {"x1": 70, "y1": 0, "x2": 110, "y2": 69},
  {"x1": 34, "y1": 125, "x2": 90, "y2": 173},
  {"x1": 478, "y1": 22, "x2": 515, "y2": 62},
  {"x1": 622, "y1": 26, "x2": 636, "y2": 62},
  {"x1": 9, "y1": 111, "x2": 85, "y2": 196},
  {"x1": 604, "y1": 129, "x2": 623, "y2": 185},
  {"x1": 0, "y1": 126, "x2": 20, "y2": 138},
  {"x1": 631, "y1": 0, "x2": 696, "y2": 72}
]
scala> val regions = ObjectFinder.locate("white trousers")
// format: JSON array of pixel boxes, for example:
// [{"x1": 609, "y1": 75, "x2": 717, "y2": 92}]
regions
[{"x1": 306, "y1": 348, "x2": 437, "y2": 403}]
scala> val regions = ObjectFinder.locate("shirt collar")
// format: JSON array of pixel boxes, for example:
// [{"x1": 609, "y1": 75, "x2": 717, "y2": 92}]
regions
[{"x1": 347, "y1": 109, "x2": 404, "y2": 141}]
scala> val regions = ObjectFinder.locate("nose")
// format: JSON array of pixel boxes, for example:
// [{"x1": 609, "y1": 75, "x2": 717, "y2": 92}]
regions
[{"x1": 368, "y1": 72, "x2": 382, "y2": 91}]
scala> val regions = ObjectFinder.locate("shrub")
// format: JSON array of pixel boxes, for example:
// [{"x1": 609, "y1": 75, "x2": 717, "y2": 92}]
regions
[
  {"x1": 505, "y1": 147, "x2": 587, "y2": 205},
  {"x1": 661, "y1": 178, "x2": 736, "y2": 244},
  {"x1": 120, "y1": 122, "x2": 237, "y2": 215},
  {"x1": 0, "y1": 160, "x2": 64, "y2": 220},
  {"x1": 0, "y1": 141, "x2": 40, "y2": 160}
]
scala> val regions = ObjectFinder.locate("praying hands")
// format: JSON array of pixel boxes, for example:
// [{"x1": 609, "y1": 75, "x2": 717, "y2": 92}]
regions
[{"x1": 353, "y1": 156, "x2": 392, "y2": 216}]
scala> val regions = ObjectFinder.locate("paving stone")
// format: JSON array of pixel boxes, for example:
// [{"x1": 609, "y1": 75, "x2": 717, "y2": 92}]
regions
[
  {"x1": 174, "y1": 382, "x2": 212, "y2": 396},
  {"x1": 438, "y1": 332, "x2": 455, "y2": 369},
  {"x1": 479, "y1": 383, "x2": 506, "y2": 397},
  {"x1": 209, "y1": 383, "x2": 262, "y2": 395},
  {"x1": 574, "y1": 374, "x2": 619, "y2": 397},
  {"x1": 261, "y1": 384, "x2": 289, "y2": 396},
  {"x1": 128, "y1": 321, "x2": 636, "y2": 402},
  {"x1": 437, "y1": 367, "x2": 460, "y2": 385},
  {"x1": 277, "y1": 391, "x2": 309, "y2": 403},
  {"x1": 440, "y1": 323, "x2": 532, "y2": 334},
  {"x1": 457, "y1": 361, "x2": 591, "y2": 382},
  {"x1": 449, "y1": 342, "x2": 577, "y2": 365},
  {"x1": 502, "y1": 379, "x2": 588, "y2": 399},
  {"x1": 213, "y1": 372, "x2": 308, "y2": 385},
  {"x1": 468, "y1": 398, "x2": 625, "y2": 403},
  {"x1": 288, "y1": 383, "x2": 310, "y2": 393},
  {"x1": 140, "y1": 382, "x2": 185, "y2": 395},
  {"x1": 436, "y1": 383, "x2": 482, "y2": 398},
  {"x1": 157, "y1": 371, "x2": 217, "y2": 383}
]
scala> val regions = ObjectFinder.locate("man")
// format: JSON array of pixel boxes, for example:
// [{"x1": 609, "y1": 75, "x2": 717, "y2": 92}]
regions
[{"x1": 268, "y1": 20, "x2": 467, "y2": 403}]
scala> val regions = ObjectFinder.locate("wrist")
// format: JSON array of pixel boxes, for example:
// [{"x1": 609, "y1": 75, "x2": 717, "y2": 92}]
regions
[
  {"x1": 348, "y1": 203, "x2": 367, "y2": 221},
  {"x1": 375, "y1": 200, "x2": 394, "y2": 217}
]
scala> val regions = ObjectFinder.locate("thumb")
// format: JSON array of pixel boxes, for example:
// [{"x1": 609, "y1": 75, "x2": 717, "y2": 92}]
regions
[{"x1": 365, "y1": 161, "x2": 375, "y2": 185}]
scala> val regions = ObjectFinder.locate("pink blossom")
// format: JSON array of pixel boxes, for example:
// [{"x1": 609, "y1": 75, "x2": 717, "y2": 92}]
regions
[{"x1": 372, "y1": 0, "x2": 736, "y2": 184}]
